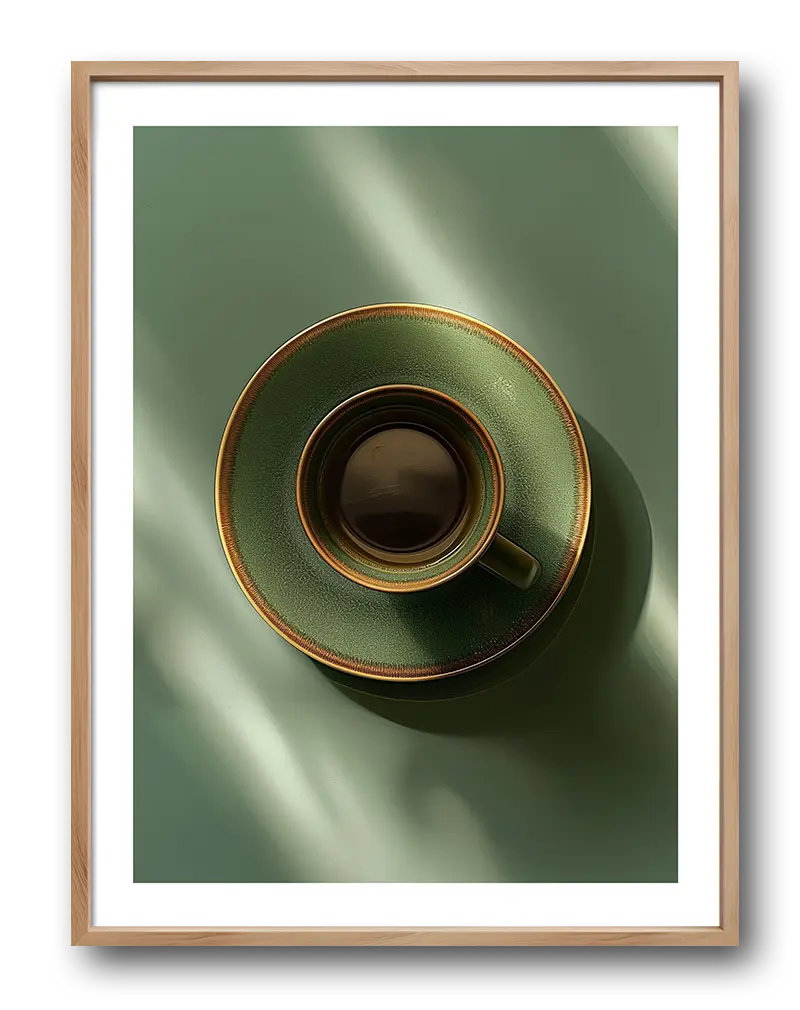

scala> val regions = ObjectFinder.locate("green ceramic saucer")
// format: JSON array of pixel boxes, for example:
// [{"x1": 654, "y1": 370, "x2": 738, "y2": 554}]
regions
[{"x1": 216, "y1": 304, "x2": 591, "y2": 681}]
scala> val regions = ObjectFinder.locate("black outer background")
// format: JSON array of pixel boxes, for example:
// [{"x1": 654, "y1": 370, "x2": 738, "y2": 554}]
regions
[{"x1": 51, "y1": 45, "x2": 787, "y2": 993}]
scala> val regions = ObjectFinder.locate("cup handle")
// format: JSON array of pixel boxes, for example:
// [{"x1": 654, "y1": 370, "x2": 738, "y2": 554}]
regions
[{"x1": 479, "y1": 532, "x2": 541, "y2": 590}]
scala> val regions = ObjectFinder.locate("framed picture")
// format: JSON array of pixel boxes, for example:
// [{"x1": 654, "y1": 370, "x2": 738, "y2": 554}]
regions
[{"x1": 72, "y1": 61, "x2": 738, "y2": 946}]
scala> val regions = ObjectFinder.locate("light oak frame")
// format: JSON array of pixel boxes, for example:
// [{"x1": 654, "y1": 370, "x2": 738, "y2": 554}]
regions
[{"x1": 71, "y1": 61, "x2": 739, "y2": 946}]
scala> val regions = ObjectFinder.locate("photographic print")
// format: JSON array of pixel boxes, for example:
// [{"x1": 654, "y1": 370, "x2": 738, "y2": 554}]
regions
[{"x1": 133, "y1": 125, "x2": 678, "y2": 885}]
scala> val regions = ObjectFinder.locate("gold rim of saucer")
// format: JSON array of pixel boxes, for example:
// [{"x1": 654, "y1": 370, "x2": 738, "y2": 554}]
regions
[{"x1": 215, "y1": 303, "x2": 591, "y2": 681}]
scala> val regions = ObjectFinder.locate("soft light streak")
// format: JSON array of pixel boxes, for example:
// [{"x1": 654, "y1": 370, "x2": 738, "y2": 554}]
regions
[
  {"x1": 603, "y1": 126, "x2": 678, "y2": 233},
  {"x1": 135, "y1": 340, "x2": 502, "y2": 880},
  {"x1": 302, "y1": 127, "x2": 563, "y2": 353}
]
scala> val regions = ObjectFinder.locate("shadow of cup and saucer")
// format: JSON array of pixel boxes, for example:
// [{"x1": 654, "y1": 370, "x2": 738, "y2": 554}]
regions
[{"x1": 315, "y1": 418, "x2": 656, "y2": 730}]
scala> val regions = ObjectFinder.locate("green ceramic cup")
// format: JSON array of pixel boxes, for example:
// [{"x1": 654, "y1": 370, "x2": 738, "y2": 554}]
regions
[{"x1": 296, "y1": 384, "x2": 541, "y2": 593}]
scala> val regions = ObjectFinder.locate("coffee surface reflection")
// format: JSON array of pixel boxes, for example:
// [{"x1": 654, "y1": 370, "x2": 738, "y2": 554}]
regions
[{"x1": 339, "y1": 427, "x2": 467, "y2": 553}]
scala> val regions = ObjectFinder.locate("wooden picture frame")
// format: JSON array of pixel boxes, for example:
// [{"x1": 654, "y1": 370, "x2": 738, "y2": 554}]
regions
[{"x1": 71, "y1": 61, "x2": 739, "y2": 946}]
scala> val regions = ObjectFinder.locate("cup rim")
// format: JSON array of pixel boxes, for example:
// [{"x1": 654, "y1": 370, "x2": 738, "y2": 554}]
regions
[{"x1": 296, "y1": 384, "x2": 505, "y2": 593}]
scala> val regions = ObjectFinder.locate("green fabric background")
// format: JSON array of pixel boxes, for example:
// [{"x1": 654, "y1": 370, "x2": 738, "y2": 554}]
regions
[{"x1": 134, "y1": 126, "x2": 677, "y2": 882}]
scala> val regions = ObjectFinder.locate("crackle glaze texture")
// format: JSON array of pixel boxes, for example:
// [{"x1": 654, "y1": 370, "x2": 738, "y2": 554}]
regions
[{"x1": 217, "y1": 306, "x2": 589, "y2": 678}]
